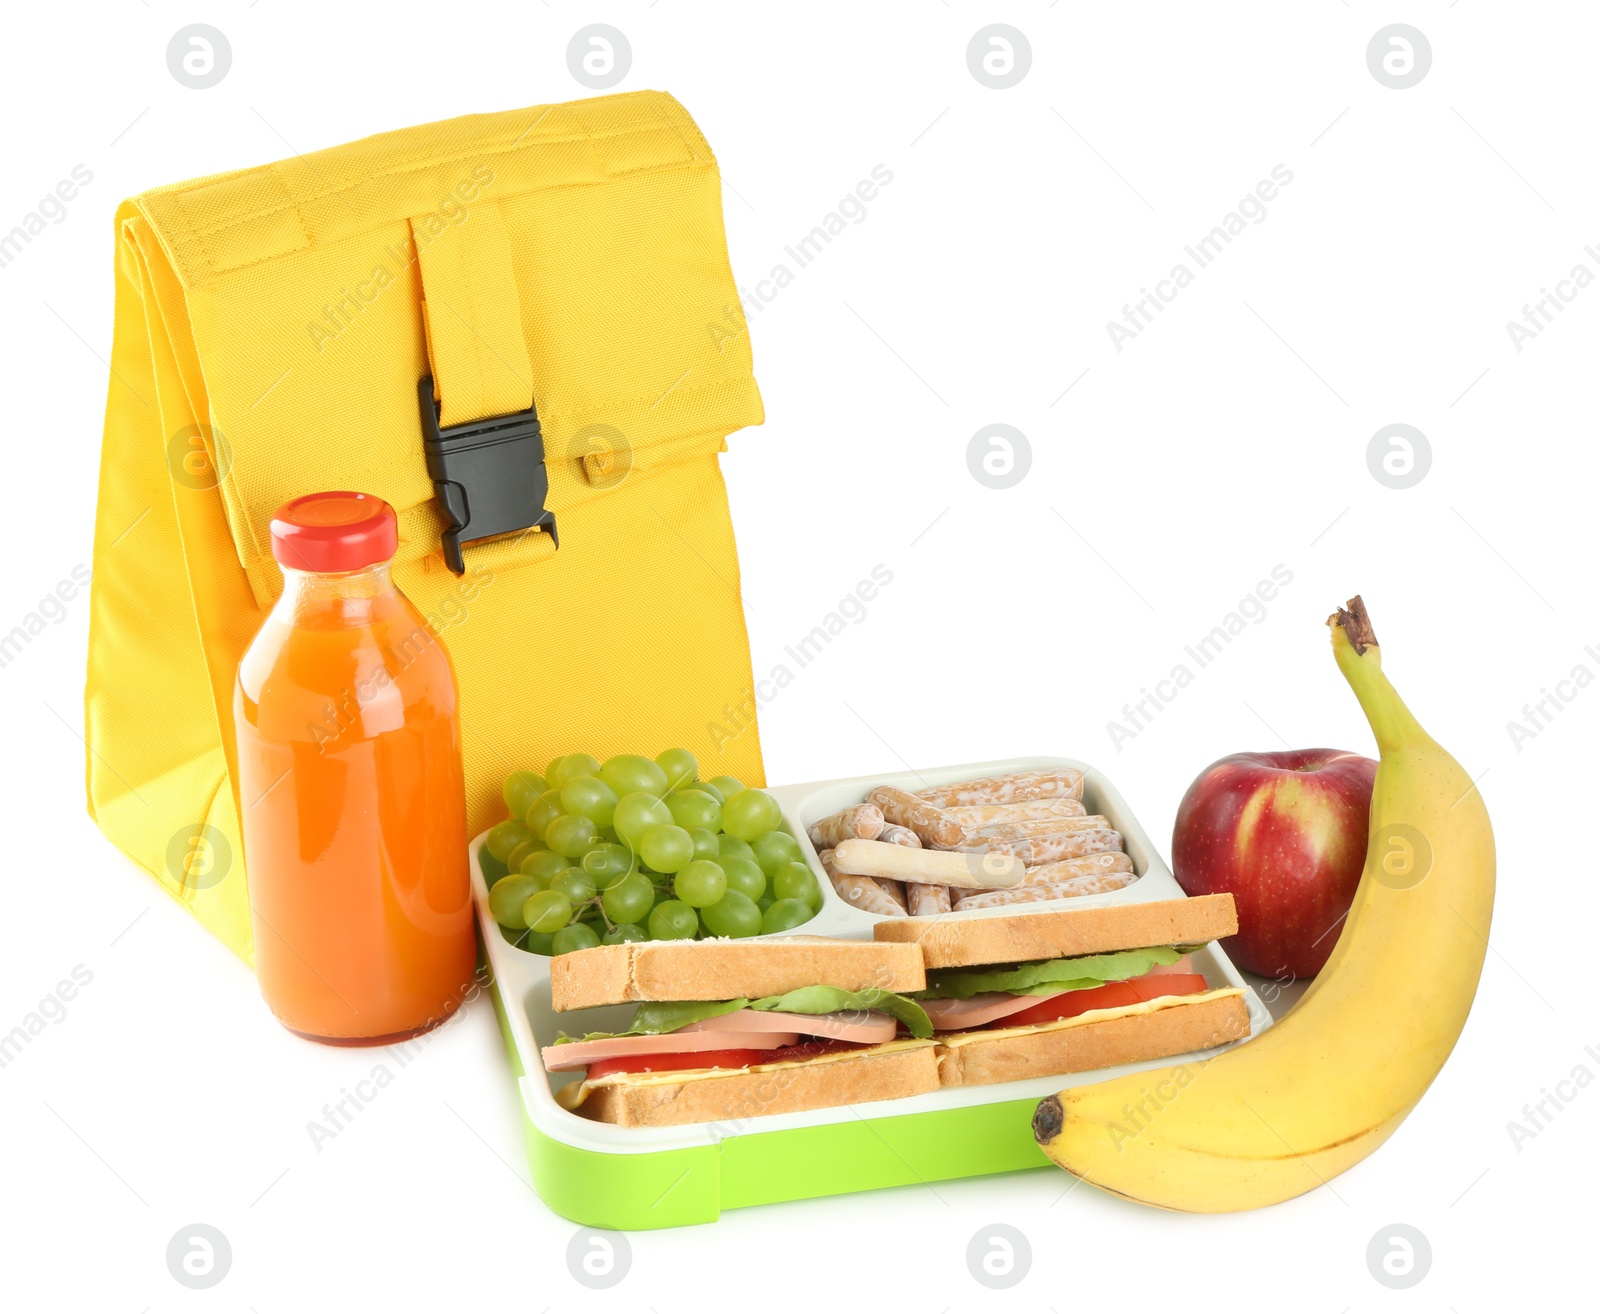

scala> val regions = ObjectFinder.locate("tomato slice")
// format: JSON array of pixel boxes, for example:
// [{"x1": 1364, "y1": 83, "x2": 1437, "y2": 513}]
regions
[
  {"x1": 1128, "y1": 972, "x2": 1208, "y2": 1002},
  {"x1": 995, "y1": 974, "x2": 1210, "y2": 1029},
  {"x1": 584, "y1": 1037, "x2": 869, "y2": 1081}
]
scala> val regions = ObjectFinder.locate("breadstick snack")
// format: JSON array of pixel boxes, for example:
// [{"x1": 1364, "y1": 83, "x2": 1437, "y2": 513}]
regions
[
  {"x1": 907, "y1": 882, "x2": 952, "y2": 916},
  {"x1": 819, "y1": 848, "x2": 907, "y2": 917},
  {"x1": 970, "y1": 815, "x2": 1111, "y2": 838},
  {"x1": 865, "y1": 786, "x2": 967, "y2": 849},
  {"x1": 953, "y1": 868, "x2": 1138, "y2": 910},
  {"x1": 1019, "y1": 828, "x2": 1123, "y2": 864},
  {"x1": 945, "y1": 799, "x2": 1086, "y2": 826},
  {"x1": 809, "y1": 804, "x2": 886, "y2": 850},
  {"x1": 950, "y1": 827, "x2": 1123, "y2": 867},
  {"x1": 914, "y1": 768, "x2": 1084, "y2": 810},
  {"x1": 1017, "y1": 851, "x2": 1134, "y2": 888},
  {"x1": 878, "y1": 824, "x2": 923, "y2": 848},
  {"x1": 832, "y1": 838, "x2": 1024, "y2": 890}
]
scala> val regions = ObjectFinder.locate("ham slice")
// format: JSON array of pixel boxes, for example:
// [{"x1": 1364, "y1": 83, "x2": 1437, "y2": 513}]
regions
[
  {"x1": 686, "y1": 1008, "x2": 899, "y2": 1045},
  {"x1": 542, "y1": 1028, "x2": 801, "y2": 1072},
  {"x1": 922, "y1": 959, "x2": 1205, "y2": 1031},
  {"x1": 921, "y1": 993, "x2": 1053, "y2": 1030},
  {"x1": 542, "y1": 1008, "x2": 902, "y2": 1071}
]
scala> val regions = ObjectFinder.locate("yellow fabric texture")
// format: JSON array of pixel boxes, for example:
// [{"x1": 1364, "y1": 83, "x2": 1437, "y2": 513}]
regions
[{"x1": 85, "y1": 91, "x2": 766, "y2": 964}]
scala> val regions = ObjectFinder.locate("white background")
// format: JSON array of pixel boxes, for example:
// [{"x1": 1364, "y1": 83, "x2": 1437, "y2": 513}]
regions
[{"x1": 1, "y1": 2, "x2": 1591, "y2": 1308}]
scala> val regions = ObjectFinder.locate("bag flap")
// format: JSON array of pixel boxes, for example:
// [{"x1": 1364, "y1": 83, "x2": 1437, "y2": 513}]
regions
[{"x1": 120, "y1": 90, "x2": 762, "y2": 600}]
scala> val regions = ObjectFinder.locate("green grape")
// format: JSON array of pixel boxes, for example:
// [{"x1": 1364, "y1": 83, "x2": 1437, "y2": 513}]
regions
[
  {"x1": 597, "y1": 825, "x2": 619, "y2": 844},
  {"x1": 701, "y1": 890, "x2": 762, "y2": 938},
  {"x1": 667, "y1": 789, "x2": 722, "y2": 833},
  {"x1": 603, "y1": 923, "x2": 648, "y2": 945},
  {"x1": 561, "y1": 775, "x2": 619, "y2": 828},
  {"x1": 717, "y1": 833, "x2": 755, "y2": 862},
  {"x1": 502, "y1": 770, "x2": 546, "y2": 819},
  {"x1": 552, "y1": 922, "x2": 601, "y2": 955},
  {"x1": 503, "y1": 924, "x2": 553, "y2": 953},
  {"x1": 648, "y1": 900, "x2": 700, "y2": 940},
  {"x1": 639, "y1": 824, "x2": 695, "y2": 874},
  {"x1": 752, "y1": 830, "x2": 804, "y2": 876},
  {"x1": 773, "y1": 860, "x2": 822, "y2": 910},
  {"x1": 546, "y1": 753, "x2": 603, "y2": 792},
  {"x1": 521, "y1": 850, "x2": 572, "y2": 881},
  {"x1": 600, "y1": 753, "x2": 670, "y2": 798},
  {"x1": 756, "y1": 893, "x2": 775, "y2": 913},
  {"x1": 678, "y1": 780, "x2": 723, "y2": 805},
  {"x1": 719, "y1": 856, "x2": 766, "y2": 902},
  {"x1": 485, "y1": 819, "x2": 533, "y2": 863},
  {"x1": 707, "y1": 775, "x2": 745, "y2": 801},
  {"x1": 505, "y1": 838, "x2": 544, "y2": 872},
  {"x1": 488, "y1": 874, "x2": 541, "y2": 928},
  {"x1": 523, "y1": 889, "x2": 573, "y2": 934},
  {"x1": 687, "y1": 827, "x2": 720, "y2": 862},
  {"x1": 602, "y1": 871, "x2": 656, "y2": 924},
  {"x1": 478, "y1": 846, "x2": 509, "y2": 889},
  {"x1": 721, "y1": 788, "x2": 782, "y2": 841},
  {"x1": 581, "y1": 842, "x2": 635, "y2": 888},
  {"x1": 674, "y1": 859, "x2": 728, "y2": 908},
  {"x1": 549, "y1": 868, "x2": 597, "y2": 904},
  {"x1": 655, "y1": 747, "x2": 698, "y2": 792},
  {"x1": 761, "y1": 897, "x2": 813, "y2": 934},
  {"x1": 524, "y1": 789, "x2": 565, "y2": 837},
  {"x1": 545, "y1": 813, "x2": 598, "y2": 858},
  {"x1": 613, "y1": 792, "x2": 673, "y2": 847}
]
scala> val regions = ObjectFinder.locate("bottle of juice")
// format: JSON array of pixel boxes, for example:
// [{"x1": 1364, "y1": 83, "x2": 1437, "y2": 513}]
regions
[{"x1": 234, "y1": 491, "x2": 476, "y2": 1044}]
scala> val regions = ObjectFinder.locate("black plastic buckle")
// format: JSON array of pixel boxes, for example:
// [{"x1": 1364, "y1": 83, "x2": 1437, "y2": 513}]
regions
[{"x1": 418, "y1": 376, "x2": 557, "y2": 575}]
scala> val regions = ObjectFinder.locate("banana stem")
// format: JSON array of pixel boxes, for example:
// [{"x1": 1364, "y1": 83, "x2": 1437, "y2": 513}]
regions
[{"x1": 1329, "y1": 596, "x2": 1430, "y2": 753}]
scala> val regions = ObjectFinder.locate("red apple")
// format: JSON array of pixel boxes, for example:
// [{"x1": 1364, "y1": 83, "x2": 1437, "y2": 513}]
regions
[{"x1": 1171, "y1": 749, "x2": 1376, "y2": 979}]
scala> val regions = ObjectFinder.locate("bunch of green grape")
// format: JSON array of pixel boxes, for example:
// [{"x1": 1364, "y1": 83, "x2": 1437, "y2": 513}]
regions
[{"x1": 479, "y1": 748, "x2": 823, "y2": 955}]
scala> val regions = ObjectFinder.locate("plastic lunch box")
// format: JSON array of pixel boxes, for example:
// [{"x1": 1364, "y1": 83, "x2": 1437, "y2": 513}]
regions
[{"x1": 472, "y1": 755, "x2": 1273, "y2": 1229}]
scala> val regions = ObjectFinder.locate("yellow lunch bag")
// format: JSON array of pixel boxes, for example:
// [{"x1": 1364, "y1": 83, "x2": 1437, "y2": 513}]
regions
[{"x1": 84, "y1": 90, "x2": 767, "y2": 964}]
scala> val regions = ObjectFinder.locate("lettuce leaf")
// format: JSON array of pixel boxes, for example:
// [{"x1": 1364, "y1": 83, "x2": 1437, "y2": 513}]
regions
[
  {"x1": 553, "y1": 997, "x2": 750, "y2": 1043},
  {"x1": 751, "y1": 986, "x2": 934, "y2": 1039},
  {"x1": 921, "y1": 945, "x2": 1195, "y2": 999},
  {"x1": 554, "y1": 985, "x2": 939, "y2": 1043}
]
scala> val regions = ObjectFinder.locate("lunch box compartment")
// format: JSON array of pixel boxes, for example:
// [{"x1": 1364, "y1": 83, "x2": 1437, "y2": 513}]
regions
[{"x1": 473, "y1": 756, "x2": 1272, "y2": 1228}]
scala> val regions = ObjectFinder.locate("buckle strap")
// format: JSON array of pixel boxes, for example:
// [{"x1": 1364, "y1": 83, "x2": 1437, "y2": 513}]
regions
[
  {"x1": 411, "y1": 197, "x2": 555, "y2": 573},
  {"x1": 418, "y1": 376, "x2": 555, "y2": 575}
]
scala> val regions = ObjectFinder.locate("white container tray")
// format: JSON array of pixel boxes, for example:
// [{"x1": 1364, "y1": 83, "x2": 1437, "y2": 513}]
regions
[{"x1": 474, "y1": 755, "x2": 1272, "y2": 1162}]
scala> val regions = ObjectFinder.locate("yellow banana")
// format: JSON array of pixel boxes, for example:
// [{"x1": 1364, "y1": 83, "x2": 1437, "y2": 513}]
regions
[{"x1": 1032, "y1": 596, "x2": 1495, "y2": 1211}]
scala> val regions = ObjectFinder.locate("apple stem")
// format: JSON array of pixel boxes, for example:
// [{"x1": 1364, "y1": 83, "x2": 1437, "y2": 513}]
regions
[{"x1": 1329, "y1": 596, "x2": 1429, "y2": 753}]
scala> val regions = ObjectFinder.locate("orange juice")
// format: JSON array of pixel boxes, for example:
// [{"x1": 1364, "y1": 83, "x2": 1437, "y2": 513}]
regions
[{"x1": 234, "y1": 492, "x2": 475, "y2": 1043}]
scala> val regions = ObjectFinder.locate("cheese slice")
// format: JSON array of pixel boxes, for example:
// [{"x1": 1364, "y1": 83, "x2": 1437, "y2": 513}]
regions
[
  {"x1": 555, "y1": 1037, "x2": 937, "y2": 1109},
  {"x1": 936, "y1": 986, "x2": 1245, "y2": 1047}
]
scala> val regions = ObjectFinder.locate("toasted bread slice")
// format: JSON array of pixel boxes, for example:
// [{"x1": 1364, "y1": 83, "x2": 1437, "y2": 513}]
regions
[
  {"x1": 934, "y1": 989, "x2": 1249, "y2": 1087},
  {"x1": 559, "y1": 1039, "x2": 940, "y2": 1127},
  {"x1": 549, "y1": 937, "x2": 927, "y2": 1011},
  {"x1": 873, "y1": 894, "x2": 1238, "y2": 969}
]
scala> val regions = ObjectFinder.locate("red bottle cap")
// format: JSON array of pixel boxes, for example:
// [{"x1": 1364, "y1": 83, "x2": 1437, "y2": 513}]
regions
[{"x1": 270, "y1": 491, "x2": 398, "y2": 573}]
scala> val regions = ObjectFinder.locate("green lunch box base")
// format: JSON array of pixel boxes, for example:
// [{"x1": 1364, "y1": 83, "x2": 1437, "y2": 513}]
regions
[
  {"x1": 474, "y1": 755, "x2": 1273, "y2": 1230},
  {"x1": 488, "y1": 982, "x2": 1050, "y2": 1229}
]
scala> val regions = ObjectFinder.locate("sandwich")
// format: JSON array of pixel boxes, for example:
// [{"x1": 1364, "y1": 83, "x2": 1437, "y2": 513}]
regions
[
  {"x1": 543, "y1": 938, "x2": 940, "y2": 1127},
  {"x1": 873, "y1": 894, "x2": 1251, "y2": 1086}
]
